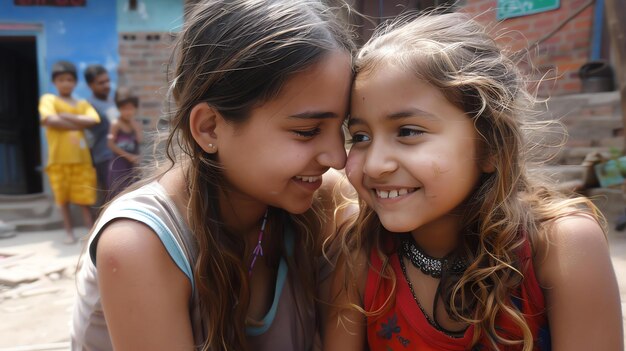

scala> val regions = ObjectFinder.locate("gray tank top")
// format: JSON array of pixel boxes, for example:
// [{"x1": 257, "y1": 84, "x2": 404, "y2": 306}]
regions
[{"x1": 71, "y1": 182, "x2": 316, "y2": 350}]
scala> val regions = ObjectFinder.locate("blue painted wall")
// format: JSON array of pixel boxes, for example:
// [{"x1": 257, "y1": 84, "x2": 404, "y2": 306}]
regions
[
  {"x1": 0, "y1": 2, "x2": 118, "y2": 99},
  {"x1": 117, "y1": 0, "x2": 184, "y2": 33}
]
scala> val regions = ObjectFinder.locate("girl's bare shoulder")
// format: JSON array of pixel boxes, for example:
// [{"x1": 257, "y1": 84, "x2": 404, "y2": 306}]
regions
[
  {"x1": 533, "y1": 212, "x2": 607, "y2": 286},
  {"x1": 95, "y1": 219, "x2": 194, "y2": 349},
  {"x1": 96, "y1": 220, "x2": 178, "y2": 272},
  {"x1": 530, "y1": 213, "x2": 621, "y2": 349}
]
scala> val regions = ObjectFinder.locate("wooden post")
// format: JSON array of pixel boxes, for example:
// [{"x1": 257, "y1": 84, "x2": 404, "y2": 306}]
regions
[{"x1": 604, "y1": 0, "x2": 626, "y2": 151}]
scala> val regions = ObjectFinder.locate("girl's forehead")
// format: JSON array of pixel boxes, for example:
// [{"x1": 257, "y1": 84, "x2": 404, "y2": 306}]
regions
[
  {"x1": 354, "y1": 62, "x2": 413, "y2": 84},
  {"x1": 349, "y1": 67, "x2": 471, "y2": 128},
  {"x1": 254, "y1": 51, "x2": 352, "y2": 112},
  {"x1": 352, "y1": 65, "x2": 415, "y2": 97}
]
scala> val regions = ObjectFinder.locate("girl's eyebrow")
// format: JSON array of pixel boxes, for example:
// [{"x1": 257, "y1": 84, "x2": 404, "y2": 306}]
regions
[
  {"x1": 288, "y1": 111, "x2": 338, "y2": 119},
  {"x1": 347, "y1": 116, "x2": 364, "y2": 127},
  {"x1": 348, "y1": 108, "x2": 438, "y2": 127},
  {"x1": 388, "y1": 108, "x2": 438, "y2": 120}
]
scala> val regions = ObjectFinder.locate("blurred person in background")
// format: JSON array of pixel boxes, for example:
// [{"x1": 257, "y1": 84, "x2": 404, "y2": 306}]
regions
[
  {"x1": 39, "y1": 60, "x2": 100, "y2": 244},
  {"x1": 107, "y1": 87, "x2": 142, "y2": 200},
  {"x1": 85, "y1": 64, "x2": 118, "y2": 214}
]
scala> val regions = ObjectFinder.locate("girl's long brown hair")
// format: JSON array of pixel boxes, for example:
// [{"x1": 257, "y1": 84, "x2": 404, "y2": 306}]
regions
[
  {"x1": 160, "y1": 1, "x2": 354, "y2": 350},
  {"x1": 335, "y1": 12, "x2": 604, "y2": 351}
]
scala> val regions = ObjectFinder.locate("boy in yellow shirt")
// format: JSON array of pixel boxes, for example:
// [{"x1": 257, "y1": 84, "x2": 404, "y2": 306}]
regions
[{"x1": 39, "y1": 61, "x2": 100, "y2": 244}]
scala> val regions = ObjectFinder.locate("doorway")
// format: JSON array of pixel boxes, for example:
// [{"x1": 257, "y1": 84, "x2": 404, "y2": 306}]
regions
[{"x1": 0, "y1": 36, "x2": 42, "y2": 194}]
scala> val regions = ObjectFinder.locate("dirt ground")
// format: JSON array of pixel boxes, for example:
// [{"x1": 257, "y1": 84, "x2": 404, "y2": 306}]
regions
[
  {"x1": 1, "y1": 226, "x2": 625, "y2": 351},
  {"x1": 0, "y1": 227, "x2": 89, "y2": 350}
]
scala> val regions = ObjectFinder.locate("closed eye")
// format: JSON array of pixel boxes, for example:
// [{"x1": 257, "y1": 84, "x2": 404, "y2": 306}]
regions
[
  {"x1": 398, "y1": 127, "x2": 424, "y2": 137},
  {"x1": 292, "y1": 128, "x2": 321, "y2": 138}
]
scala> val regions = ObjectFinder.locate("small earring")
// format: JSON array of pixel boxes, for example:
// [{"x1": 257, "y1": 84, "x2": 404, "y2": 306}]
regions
[{"x1": 208, "y1": 143, "x2": 214, "y2": 149}]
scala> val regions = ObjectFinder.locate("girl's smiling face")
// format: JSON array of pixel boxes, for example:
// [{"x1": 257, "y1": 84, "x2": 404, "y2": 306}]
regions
[
  {"x1": 215, "y1": 51, "x2": 352, "y2": 214},
  {"x1": 346, "y1": 64, "x2": 492, "y2": 237}
]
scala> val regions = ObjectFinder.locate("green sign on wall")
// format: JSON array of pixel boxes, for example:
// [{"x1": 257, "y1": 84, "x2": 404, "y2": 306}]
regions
[{"x1": 497, "y1": 0, "x2": 560, "y2": 20}]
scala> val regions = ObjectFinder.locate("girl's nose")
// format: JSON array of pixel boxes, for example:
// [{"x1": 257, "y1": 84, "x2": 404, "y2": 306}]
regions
[
  {"x1": 317, "y1": 129, "x2": 347, "y2": 170},
  {"x1": 363, "y1": 141, "x2": 397, "y2": 179}
]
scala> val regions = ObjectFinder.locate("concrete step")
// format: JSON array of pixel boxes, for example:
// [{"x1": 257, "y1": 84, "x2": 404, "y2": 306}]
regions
[
  {"x1": 0, "y1": 193, "x2": 52, "y2": 218},
  {"x1": 553, "y1": 146, "x2": 612, "y2": 165},
  {"x1": 0, "y1": 221, "x2": 17, "y2": 239},
  {"x1": 534, "y1": 91, "x2": 624, "y2": 173},
  {"x1": 529, "y1": 165, "x2": 587, "y2": 194},
  {"x1": 0, "y1": 193, "x2": 62, "y2": 231},
  {"x1": 561, "y1": 114, "x2": 622, "y2": 123},
  {"x1": 587, "y1": 187, "x2": 625, "y2": 226},
  {"x1": 565, "y1": 116, "x2": 623, "y2": 141},
  {"x1": 537, "y1": 91, "x2": 622, "y2": 121},
  {"x1": 7, "y1": 211, "x2": 64, "y2": 232}
]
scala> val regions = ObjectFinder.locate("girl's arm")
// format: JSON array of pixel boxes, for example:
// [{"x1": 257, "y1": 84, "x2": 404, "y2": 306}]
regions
[
  {"x1": 107, "y1": 122, "x2": 124, "y2": 157},
  {"x1": 536, "y1": 214, "x2": 623, "y2": 350},
  {"x1": 107, "y1": 122, "x2": 139, "y2": 163},
  {"x1": 96, "y1": 219, "x2": 195, "y2": 350},
  {"x1": 133, "y1": 120, "x2": 144, "y2": 144},
  {"x1": 323, "y1": 249, "x2": 368, "y2": 351}
]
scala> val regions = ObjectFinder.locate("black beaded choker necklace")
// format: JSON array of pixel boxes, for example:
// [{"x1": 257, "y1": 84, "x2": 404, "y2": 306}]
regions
[{"x1": 399, "y1": 236, "x2": 467, "y2": 278}]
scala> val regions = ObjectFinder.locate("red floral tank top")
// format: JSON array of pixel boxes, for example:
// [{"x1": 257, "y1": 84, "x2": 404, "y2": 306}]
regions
[{"x1": 365, "y1": 237, "x2": 551, "y2": 350}]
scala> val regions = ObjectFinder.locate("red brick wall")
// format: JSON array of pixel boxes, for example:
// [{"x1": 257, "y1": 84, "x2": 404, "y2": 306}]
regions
[
  {"x1": 459, "y1": 0, "x2": 595, "y2": 96},
  {"x1": 354, "y1": 0, "x2": 420, "y2": 44},
  {"x1": 117, "y1": 32, "x2": 176, "y2": 129}
]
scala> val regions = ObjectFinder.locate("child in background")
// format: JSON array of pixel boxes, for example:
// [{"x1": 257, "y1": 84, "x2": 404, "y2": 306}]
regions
[
  {"x1": 71, "y1": 0, "x2": 354, "y2": 350},
  {"x1": 107, "y1": 87, "x2": 142, "y2": 200},
  {"x1": 39, "y1": 60, "x2": 100, "y2": 244},
  {"x1": 324, "y1": 13, "x2": 623, "y2": 350}
]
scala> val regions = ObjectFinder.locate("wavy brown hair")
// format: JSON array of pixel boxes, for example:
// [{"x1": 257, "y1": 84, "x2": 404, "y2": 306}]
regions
[
  {"x1": 160, "y1": 0, "x2": 354, "y2": 350},
  {"x1": 334, "y1": 12, "x2": 604, "y2": 350}
]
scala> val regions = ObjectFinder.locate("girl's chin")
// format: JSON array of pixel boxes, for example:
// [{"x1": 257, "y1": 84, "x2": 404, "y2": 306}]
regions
[
  {"x1": 284, "y1": 199, "x2": 315, "y2": 215},
  {"x1": 378, "y1": 217, "x2": 418, "y2": 233}
]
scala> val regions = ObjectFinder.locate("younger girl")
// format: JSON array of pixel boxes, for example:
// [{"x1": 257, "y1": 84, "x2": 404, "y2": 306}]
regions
[
  {"x1": 72, "y1": 0, "x2": 354, "y2": 350},
  {"x1": 107, "y1": 87, "x2": 142, "y2": 199},
  {"x1": 325, "y1": 13, "x2": 623, "y2": 350}
]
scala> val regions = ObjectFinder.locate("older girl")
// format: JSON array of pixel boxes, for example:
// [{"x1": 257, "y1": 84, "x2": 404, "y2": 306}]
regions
[{"x1": 72, "y1": 1, "x2": 354, "y2": 350}]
